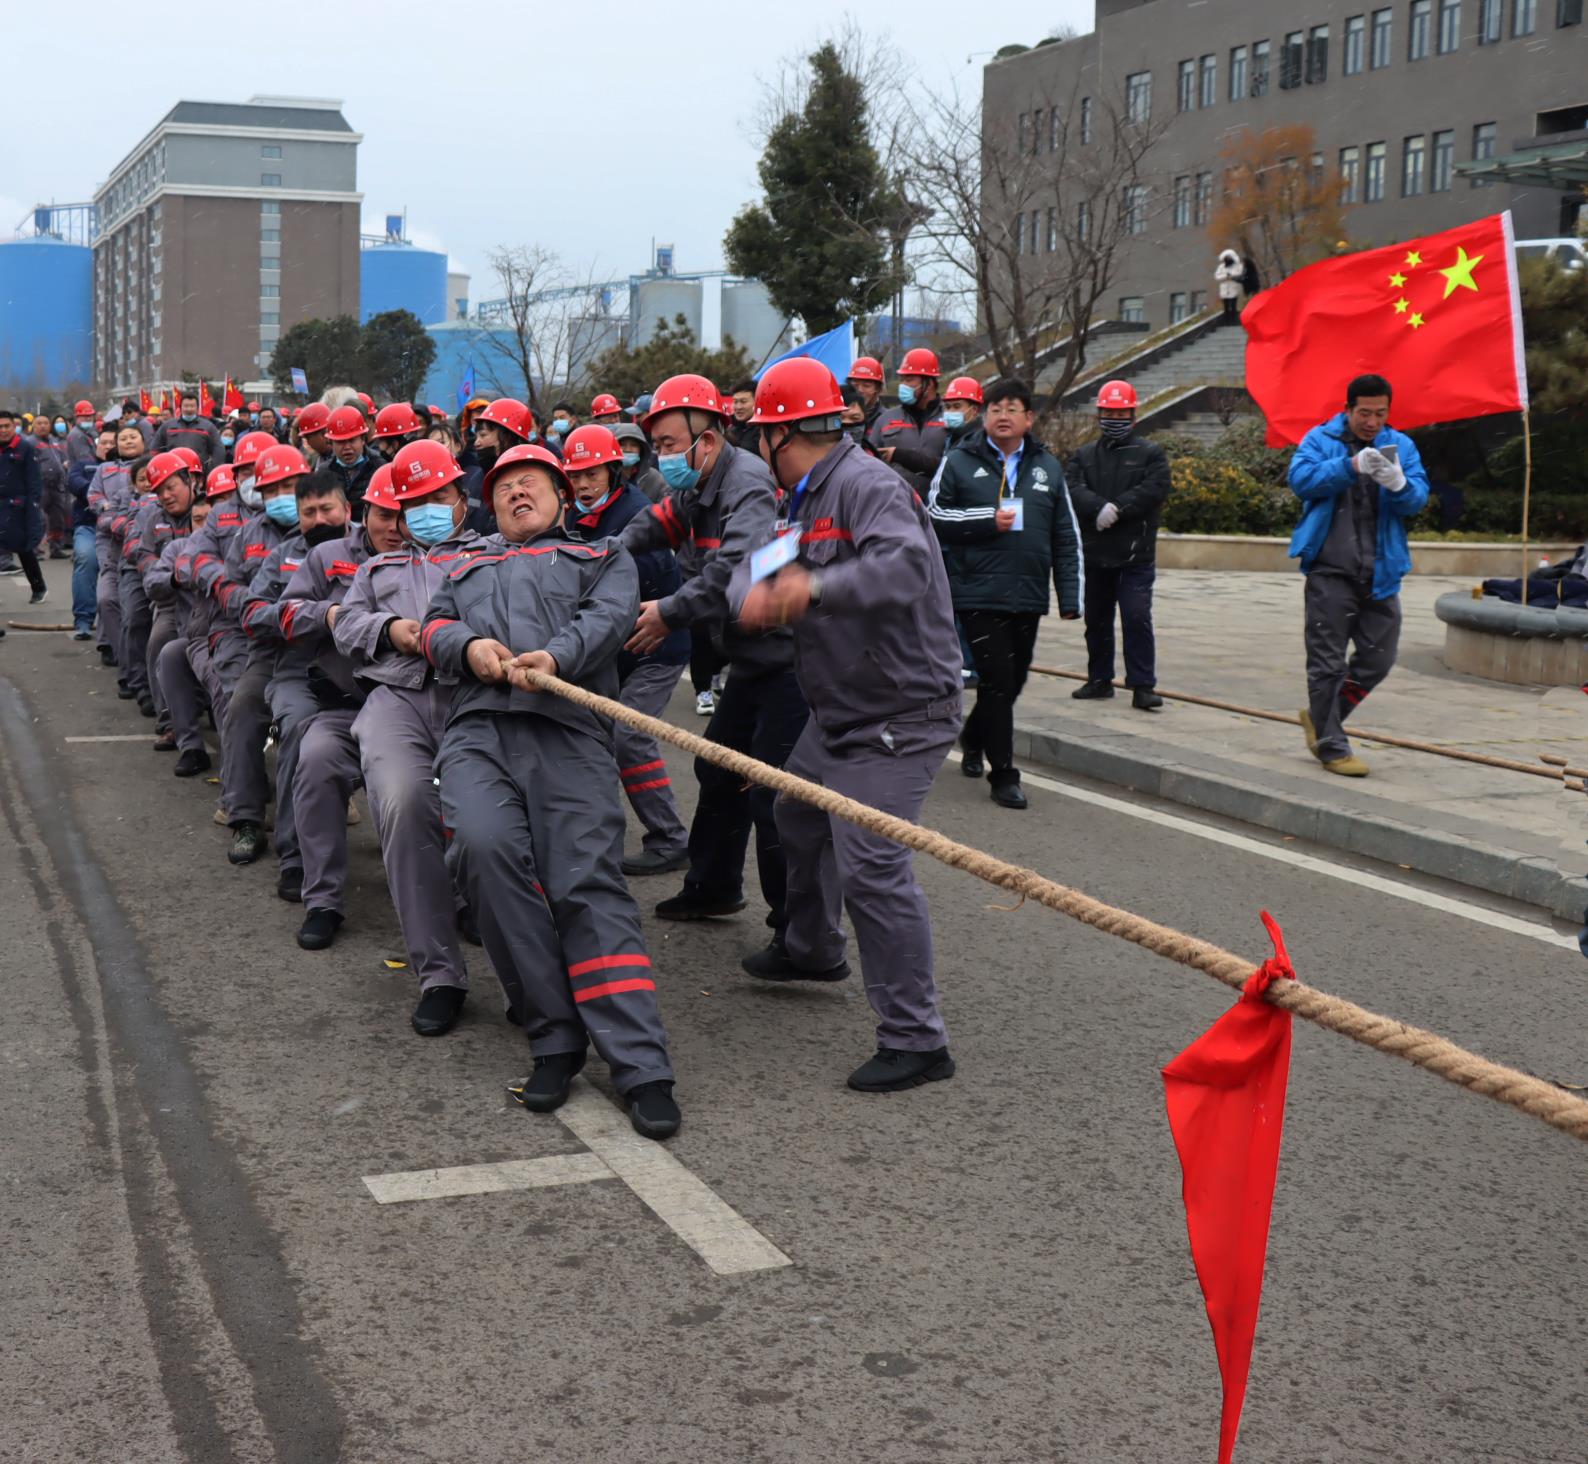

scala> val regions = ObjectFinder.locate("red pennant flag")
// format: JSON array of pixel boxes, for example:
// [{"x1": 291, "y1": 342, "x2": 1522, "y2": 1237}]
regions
[
  {"x1": 1243, "y1": 211, "x2": 1528, "y2": 446},
  {"x1": 159, "y1": 389, "x2": 171, "y2": 414},
  {"x1": 223, "y1": 376, "x2": 245, "y2": 414},
  {"x1": 139, "y1": 388, "x2": 152, "y2": 414},
  {"x1": 199, "y1": 380, "x2": 215, "y2": 416},
  {"x1": 1162, "y1": 913, "x2": 1296, "y2": 1464}
]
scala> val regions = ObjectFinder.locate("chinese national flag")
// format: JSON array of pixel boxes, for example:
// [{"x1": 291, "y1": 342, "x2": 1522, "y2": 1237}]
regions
[
  {"x1": 199, "y1": 380, "x2": 215, "y2": 416},
  {"x1": 139, "y1": 388, "x2": 152, "y2": 414},
  {"x1": 159, "y1": 389, "x2": 171, "y2": 414},
  {"x1": 223, "y1": 376, "x2": 245, "y2": 413},
  {"x1": 1243, "y1": 211, "x2": 1528, "y2": 446}
]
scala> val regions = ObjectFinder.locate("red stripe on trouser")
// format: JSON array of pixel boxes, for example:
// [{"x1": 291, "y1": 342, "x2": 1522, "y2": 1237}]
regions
[
  {"x1": 573, "y1": 977, "x2": 657, "y2": 1003},
  {"x1": 567, "y1": 953, "x2": 653, "y2": 978},
  {"x1": 625, "y1": 777, "x2": 670, "y2": 793},
  {"x1": 621, "y1": 759, "x2": 665, "y2": 779},
  {"x1": 1341, "y1": 678, "x2": 1368, "y2": 710}
]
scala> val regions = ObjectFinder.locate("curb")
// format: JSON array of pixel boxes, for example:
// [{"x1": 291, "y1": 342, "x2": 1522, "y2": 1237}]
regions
[{"x1": 1013, "y1": 720, "x2": 1587, "y2": 924}]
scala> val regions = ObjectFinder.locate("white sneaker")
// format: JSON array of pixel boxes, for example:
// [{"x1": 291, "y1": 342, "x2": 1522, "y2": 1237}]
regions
[{"x1": 695, "y1": 690, "x2": 715, "y2": 716}]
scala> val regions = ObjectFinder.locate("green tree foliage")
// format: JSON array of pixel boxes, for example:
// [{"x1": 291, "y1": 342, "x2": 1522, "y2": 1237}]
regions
[
  {"x1": 358, "y1": 310, "x2": 438, "y2": 404},
  {"x1": 268, "y1": 316, "x2": 363, "y2": 397},
  {"x1": 586, "y1": 315, "x2": 755, "y2": 407},
  {"x1": 725, "y1": 41, "x2": 905, "y2": 333}
]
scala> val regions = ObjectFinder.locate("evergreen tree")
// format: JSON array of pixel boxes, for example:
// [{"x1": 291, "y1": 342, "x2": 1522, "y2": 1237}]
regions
[
  {"x1": 269, "y1": 316, "x2": 363, "y2": 397},
  {"x1": 586, "y1": 315, "x2": 754, "y2": 406},
  {"x1": 359, "y1": 310, "x2": 437, "y2": 404}
]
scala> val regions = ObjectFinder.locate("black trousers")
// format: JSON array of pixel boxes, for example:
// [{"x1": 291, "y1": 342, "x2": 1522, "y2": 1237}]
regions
[
  {"x1": 1084, "y1": 562, "x2": 1156, "y2": 688},
  {"x1": 686, "y1": 665, "x2": 809, "y2": 928},
  {"x1": 959, "y1": 609, "x2": 1041, "y2": 784},
  {"x1": 12, "y1": 548, "x2": 45, "y2": 594},
  {"x1": 689, "y1": 625, "x2": 726, "y2": 694}
]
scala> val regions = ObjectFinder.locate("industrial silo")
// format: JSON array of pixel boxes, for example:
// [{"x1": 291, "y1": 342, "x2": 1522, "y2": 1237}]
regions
[
  {"x1": 631, "y1": 277, "x2": 702, "y2": 347},
  {"x1": 720, "y1": 281, "x2": 791, "y2": 367},
  {"x1": 0, "y1": 236, "x2": 93, "y2": 392},
  {"x1": 360, "y1": 243, "x2": 449, "y2": 325}
]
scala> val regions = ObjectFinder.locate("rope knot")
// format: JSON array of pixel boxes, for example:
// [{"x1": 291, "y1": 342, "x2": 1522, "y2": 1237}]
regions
[{"x1": 1242, "y1": 911, "x2": 1296, "y2": 1002}]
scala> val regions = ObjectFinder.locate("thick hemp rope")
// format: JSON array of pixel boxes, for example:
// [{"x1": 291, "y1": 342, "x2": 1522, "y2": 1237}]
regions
[{"x1": 511, "y1": 665, "x2": 1588, "y2": 1145}]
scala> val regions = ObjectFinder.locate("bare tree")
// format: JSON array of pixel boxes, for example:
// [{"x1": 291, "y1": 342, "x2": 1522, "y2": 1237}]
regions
[{"x1": 904, "y1": 74, "x2": 1166, "y2": 396}]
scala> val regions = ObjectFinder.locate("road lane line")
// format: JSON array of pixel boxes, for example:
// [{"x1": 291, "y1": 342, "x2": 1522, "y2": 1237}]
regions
[
  {"x1": 64, "y1": 734, "x2": 161, "y2": 743},
  {"x1": 363, "y1": 1151, "x2": 613, "y2": 1204},
  {"x1": 974, "y1": 755, "x2": 1579, "y2": 953},
  {"x1": 556, "y1": 1086, "x2": 792, "y2": 1276}
]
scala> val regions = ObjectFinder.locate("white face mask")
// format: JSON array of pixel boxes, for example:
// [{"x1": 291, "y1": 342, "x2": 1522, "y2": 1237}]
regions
[{"x1": 236, "y1": 475, "x2": 261, "y2": 509}]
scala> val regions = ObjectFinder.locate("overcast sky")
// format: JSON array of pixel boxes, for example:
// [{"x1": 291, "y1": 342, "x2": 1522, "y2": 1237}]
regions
[{"x1": 6, "y1": 0, "x2": 1090, "y2": 301}]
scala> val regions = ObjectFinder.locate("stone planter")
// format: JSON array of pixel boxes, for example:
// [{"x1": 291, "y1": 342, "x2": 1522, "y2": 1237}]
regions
[
  {"x1": 1155, "y1": 534, "x2": 1577, "y2": 577},
  {"x1": 1433, "y1": 591, "x2": 1588, "y2": 686}
]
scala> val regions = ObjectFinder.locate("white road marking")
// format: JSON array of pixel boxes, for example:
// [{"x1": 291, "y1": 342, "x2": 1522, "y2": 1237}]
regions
[
  {"x1": 963, "y1": 755, "x2": 1580, "y2": 953},
  {"x1": 363, "y1": 1151, "x2": 612, "y2": 1204},
  {"x1": 65, "y1": 734, "x2": 158, "y2": 743},
  {"x1": 556, "y1": 1086, "x2": 792, "y2": 1276}
]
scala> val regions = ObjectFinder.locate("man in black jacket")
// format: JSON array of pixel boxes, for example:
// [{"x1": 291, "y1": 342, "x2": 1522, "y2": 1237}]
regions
[
  {"x1": 152, "y1": 393, "x2": 224, "y2": 468},
  {"x1": 1064, "y1": 379, "x2": 1170, "y2": 710},
  {"x1": 929, "y1": 378, "x2": 1083, "y2": 809},
  {"x1": 868, "y1": 348, "x2": 949, "y2": 499}
]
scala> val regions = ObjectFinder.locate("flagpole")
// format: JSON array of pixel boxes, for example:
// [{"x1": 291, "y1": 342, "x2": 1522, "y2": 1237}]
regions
[{"x1": 1519, "y1": 407, "x2": 1533, "y2": 607}]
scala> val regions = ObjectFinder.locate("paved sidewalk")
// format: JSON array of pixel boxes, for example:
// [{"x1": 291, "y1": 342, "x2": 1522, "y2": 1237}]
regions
[{"x1": 1012, "y1": 571, "x2": 1588, "y2": 920}]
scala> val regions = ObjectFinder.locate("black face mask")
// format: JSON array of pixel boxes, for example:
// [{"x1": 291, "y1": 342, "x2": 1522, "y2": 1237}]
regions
[
  {"x1": 303, "y1": 521, "x2": 345, "y2": 548},
  {"x1": 475, "y1": 442, "x2": 500, "y2": 473}
]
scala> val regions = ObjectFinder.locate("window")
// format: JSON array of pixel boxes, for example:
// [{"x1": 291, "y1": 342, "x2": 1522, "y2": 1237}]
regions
[
  {"x1": 1431, "y1": 129, "x2": 1455, "y2": 189},
  {"x1": 1018, "y1": 113, "x2": 1029, "y2": 154},
  {"x1": 1558, "y1": 0, "x2": 1581, "y2": 23},
  {"x1": 1173, "y1": 175, "x2": 1192, "y2": 227},
  {"x1": 1371, "y1": 7, "x2": 1394, "y2": 63},
  {"x1": 260, "y1": 229, "x2": 281, "y2": 241},
  {"x1": 1307, "y1": 24, "x2": 1330, "y2": 80},
  {"x1": 1080, "y1": 96, "x2": 1093, "y2": 143},
  {"x1": 1280, "y1": 30, "x2": 1305, "y2": 86},
  {"x1": 1126, "y1": 71, "x2": 1152, "y2": 122},
  {"x1": 1031, "y1": 108, "x2": 1044, "y2": 152},
  {"x1": 1344, "y1": 14, "x2": 1367, "y2": 71},
  {"x1": 1199, "y1": 54, "x2": 1217, "y2": 107},
  {"x1": 260, "y1": 312, "x2": 280, "y2": 325},
  {"x1": 1049, "y1": 109, "x2": 1060, "y2": 150},
  {"x1": 1031, "y1": 210, "x2": 1043, "y2": 253},
  {"x1": 261, "y1": 145, "x2": 282, "y2": 159},
  {"x1": 1340, "y1": 145, "x2": 1362, "y2": 203},
  {"x1": 260, "y1": 172, "x2": 282, "y2": 187},
  {"x1": 1365, "y1": 140, "x2": 1387, "y2": 200},
  {"x1": 1170, "y1": 292, "x2": 1190, "y2": 324},
  {"x1": 1251, "y1": 39, "x2": 1272, "y2": 94},
  {"x1": 1402, "y1": 133, "x2": 1427, "y2": 194},
  {"x1": 1119, "y1": 296, "x2": 1146, "y2": 324},
  {"x1": 1046, "y1": 206, "x2": 1058, "y2": 251},
  {"x1": 1077, "y1": 199, "x2": 1092, "y2": 241},
  {"x1": 1195, "y1": 171, "x2": 1214, "y2": 225},
  {"x1": 1230, "y1": 44, "x2": 1249, "y2": 98},
  {"x1": 1123, "y1": 184, "x2": 1148, "y2": 234},
  {"x1": 1471, "y1": 120, "x2": 1497, "y2": 185},
  {"x1": 261, "y1": 200, "x2": 281, "y2": 215},
  {"x1": 1178, "y1": 58, "x2": 1196, "y2": 111},
  {"x1": 1478, "y1": 0, "x2": 1504, "y2": 37},
  {"x1": 1191, "y1": 289, "x2": 1207, "y2": 313},
  {"x1": 1513, "y1": 0, "x2": 1536, "y2": 31},
  {"x1": 261, "y1": 284, "x2": 280, "y2": 297},
  {"x1": 1438, "y1": 0, "x2": 1461, "y2": 49},
  {"x1": 1409, "y1": 0, "x2": 1431, "y2": 56}
]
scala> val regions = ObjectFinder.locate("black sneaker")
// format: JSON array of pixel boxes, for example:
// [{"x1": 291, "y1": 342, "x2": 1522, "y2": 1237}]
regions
[
  {"x1": 622, "y1": 848, "x2": 690, "y2": 876},
  {"x1": 960, "y1": 750, "x2": 985, "y2": 778},
  {"x1": 508, "y1": 1050, "x2": 587, "y2": 1113},
  {"x1": 297, "y1": 908, "x2": 343, "y2": 951},
  {"x1": 990, "y1": 780, "x2": 1028, "y2": 810},
  {"x1": 741, "y1": 937, "x2": 850, "y2": 983},
  {"x1": 655, "y1": 886, "x2": 746, "y2": 921},
  {"x1": 1131, "y1": 686, "x2": 1165, "y2": 711},
  {"x1": 137, "y1": 695, "x2": 156, "y2": 718},
  {"x1": 411, "y1": 984, "x2": 466, "y2": 1037},
  {"x1": 173, "y1": 747, "x2": 211, "y2": 777},
  {"x1": 277, "y1": 866, "x2": 304, "y2": 903},
  {"x1": 847, "y1": 1046, "x2": 956, "y2": 1093},
  {"x1": 1071, "y1": 680, "x2": 1114, "y2": 700},
  {"x1": 626, "y1": 1080, "x2": 681, "y2": 1140},
  {"x1": 117, "y1": 680, "x2": 135, "y2": 700},
  {"x1": 99, "y1": 646, "x2": 117, "y2": 666},
  {"x1": 228, "y1": 820, "x2": 266, "y2": 865},
  {"x1": 28, "y1": 587, "x2": 46, "y2": 605}
]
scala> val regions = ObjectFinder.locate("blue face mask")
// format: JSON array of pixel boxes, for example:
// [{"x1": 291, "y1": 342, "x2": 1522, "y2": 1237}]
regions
[
  {"x1": 550, "y1": 419, "x2": 569, "y2": 436},
  {"x1": 943, "y1": 410, "x2": 966, "y2": 431},
  {"x1": 250, "y1": 413, "x2": 259, "y2": 425},
  {"x1": 404, "y1": 503, "x2": 456, "y2": 545},
  {"x1": 53, "y1": 422, "x2": 68, "y2": 437},
  {"x1": 221, "y1": 433, "x2": 235, "y2": 446},
  {"x1": 579, "y1": 489, "x2": 616, "y2": 516},
  {"x1": 657, "y1": 452, "x2": 700, "y2": 492},
  {"x1": 897, "y1": 383, "x2": 917, "y2": 406},
  {"x1": 621, "y1": 450, "x2": 642, "y2": 468},
  {"x1": 526, "y1": 431, "x2": 540, "y2": 443},
  {"x1": 264, "y1": 495, "x2": 299, "y2": 528},
  {"x1": 181, "y1": 412, "x2": 197, "y2": 423}
]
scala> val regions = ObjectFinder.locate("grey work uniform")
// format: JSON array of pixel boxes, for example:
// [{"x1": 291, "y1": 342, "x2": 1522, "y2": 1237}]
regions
[
  {"x1": 734, "y1": 435, "x2": 964, "y2": 1051},
  {"x1": 149, "y1": 534, "x2": 209, "y2": 755},
  {"x1": 115, "y1": 492, "x2": 156, "y2": 702},
  {"x1": 88, "y1": 462, "x2": 132, "y2": 659},
  {"x1": 333, "y1": 528, "x2": 490, "y2": 994},
  {"x1": 421, "y1": 530, "x2": 673, "y2": 1092},
  {"x1": 171, "y1": 497, "x2": 249, "y2": 749},
  {"x1": 132, "y1": 498, "x2": 196, "y2": 734},
  {"x1": 866, "y1": 399, "x2": 950, "y2": 499}
]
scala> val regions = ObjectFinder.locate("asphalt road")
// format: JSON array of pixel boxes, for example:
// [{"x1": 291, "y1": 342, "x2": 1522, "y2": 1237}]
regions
[{"x1": 2, "y1": 568, "x2": 1584, "y2": 1464}]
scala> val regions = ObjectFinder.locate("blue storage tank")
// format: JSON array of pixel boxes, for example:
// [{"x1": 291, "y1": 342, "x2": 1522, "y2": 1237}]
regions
[
  {"x1": 360, "y1": 243, "x2": 449, "y2": 326},
  {"x1": 0, "y1": 236, "x2": 93, "y2": 391}
]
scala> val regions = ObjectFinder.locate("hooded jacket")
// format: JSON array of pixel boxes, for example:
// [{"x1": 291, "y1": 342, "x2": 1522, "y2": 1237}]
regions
[
  {"x1": 570, "y1": 481, "x2": 690, "y2": 672},
  {"x1": 610, "y1": 423, "x2": 668, "y2": 505}
]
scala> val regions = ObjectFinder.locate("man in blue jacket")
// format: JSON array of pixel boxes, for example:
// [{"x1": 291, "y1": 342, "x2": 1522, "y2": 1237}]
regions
[{"x1": 1287, "y1": 373, "x2": 1430, "y2": 776}]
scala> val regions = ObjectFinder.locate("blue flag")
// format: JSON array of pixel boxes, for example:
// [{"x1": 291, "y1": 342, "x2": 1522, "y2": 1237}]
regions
[
  {"x1": 754, "y1": 319, "x2": 856, "y2": 382},
  {"x1": 457, "y1": 359, "x2": 476, "y2": 412},
  {"x1": 289, "y1": 367, "x2": 309, "y2": 395}
]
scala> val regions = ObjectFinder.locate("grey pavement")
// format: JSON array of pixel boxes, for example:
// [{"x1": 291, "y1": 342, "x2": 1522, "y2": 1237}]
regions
[
  {"x1": 1017, "y1": 570, "x2": 1588, "y2": 920},
  {"x1": 1, "y1": 555, "x2": 1586, "y2": 1463}
]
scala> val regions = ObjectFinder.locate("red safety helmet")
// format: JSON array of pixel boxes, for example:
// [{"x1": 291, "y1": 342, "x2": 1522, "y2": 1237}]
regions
[
  {"x1": 73, "y1": 398, "x2": 95, "y2": 417},
  {"x1": 245, "y1": 400, "x2": 261, "y2": 413},
  {"x1": 589, "y1": 392, "x2": 623, "y2": 418},
  {"x1": 206, "y1": 464, "x2": 237, "y2": 498},
  {"x1": 846, "y1": 357, "x2": 884, "y2": 384},
  {"x1": 363, "y1": 463, "x2": 402, "y2": 513},
  {"x1": 897, "y1": 348, "x2": 941, "y2": 379},
  {"x1": 373, "y1": 401, "x2": 427, "y2": 439},
  {"x1": 296, "y1": 402, "x2": 332, "y2": 436},
  {"x1": 560, "y1": 425, "x2": 624, "y2": 476},
  {"x1": 255, "y1": 443, "x2": 310, "y2": 490},
  {"x1": 232, "y1": 431, "x2": 279, "y2": 471},
  {"x1": 325, "y1": 405, "x2": 369, "y2": 442},
  {"x1": 355, "y1": 392, "x2": 374, "y2": 414},
  {"x1": 146, "y1": 451, "x2": 189, "y2": 491},
  {"x1": 943, "y1": 376, "x2": 984, "y2": 405},
  {"x1": 482, "y1": 443, "x2": 573, "y2": 513},
  {"x1": 427, "y1": 404, "x2": 447, "y2": 420},
  {"x1": 642, "y1": 373, "x2": 727, "y2": 429},
  {"x1": 390, "y1": 439, "x2": 464, "y2": 501},
  {"x1": 476, "y1": 397, "x2": 535, "y2": 442},
  {"x1": 751, "y1": 358, "x2": 845, "y2": 425},
  {"x1": 171, "y1": 446, "x2": 204, "y2": 476},
  {"x1": 1096, "y1": 379, "x2": 1139, "y2": 410}
]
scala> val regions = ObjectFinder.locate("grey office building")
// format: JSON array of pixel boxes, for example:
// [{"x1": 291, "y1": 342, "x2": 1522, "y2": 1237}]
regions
[
  {"x1": 93, "y1": 96, "x2": 362, "y2": 396},
  {"x1": 983, "y1": 0, "x2": 1587, "y2": 331}
]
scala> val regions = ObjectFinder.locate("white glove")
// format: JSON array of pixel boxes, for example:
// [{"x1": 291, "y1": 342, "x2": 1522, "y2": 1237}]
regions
[
  {"x1": 1378, "y1": 462, "x2": 1407, "y2": 492},
  {"x1": 1096, "y1": 503, "x2": 1120, "y2": 531},
  {"x1": 1353, "y1": 447, "x2": 1386, "y2": 477}
]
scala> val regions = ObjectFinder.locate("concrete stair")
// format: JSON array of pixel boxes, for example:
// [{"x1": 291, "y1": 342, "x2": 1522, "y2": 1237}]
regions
[
  {"x1": 1166, "y1": 408, "x2": 1249, "y2": 445},
  {"x1": 1110, "y1": 325, "x2": 1247, "y2": 401}
]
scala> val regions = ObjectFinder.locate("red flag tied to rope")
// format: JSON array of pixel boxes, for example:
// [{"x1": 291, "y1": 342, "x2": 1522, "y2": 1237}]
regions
[{"x1": 1162, "y1": 912, "x2": 1296, "y2": 1464}]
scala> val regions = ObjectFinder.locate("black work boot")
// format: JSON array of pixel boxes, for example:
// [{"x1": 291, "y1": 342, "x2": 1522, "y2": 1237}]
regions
[
  {"x1": 847, "y1": 1047, "x2": 956, "y2": 1093},
  {"x1": 137, "y1": 695, "x2": 156, "y2": 718},
  {"x1": 1070, "y1": 679, "x2": 1114, "y2": 700},
  {"x1": 297, "y1": 909, "x2": 343, "y2": 951},
  {"x1": 411, "y1": 985, "x2": 467, "y2": 1036},
  {"x1": 1131, "y1": 686, "x2": 1165, "y2": 711},
  {"x1": 960, "y1": 749, "x2": 986, "y2": 778},
  {"x1": 173, "y1": 748, "x2": 211, "y2": 777},
  {"x1": 741, "y1": 937, "x2": 850, "y2": 983},
  {"x1": 622, "y1": 848, "x2": 690, "y2": 876},
  {"x1": 626, "y1": 1081, "x2": 682, "y2": 1140},
  {"x1": 98, "y1": 646, "x2": 117, "y2": 667},
  {"x1": 277, "y1": 866, "x2": 304, "y2": 903},
  {"x1": 990, "y1": 776, "x2": 1028, "y2": 810},
  {"x1": 508, "y1": 1050, "x2": 588, "y2": 1113},
  {"x1": 655, "y1": 884, "x2": 746, "y2": 921},
  {"x1": 228, "y1": 820, "x2": 266, "y2": 864}
]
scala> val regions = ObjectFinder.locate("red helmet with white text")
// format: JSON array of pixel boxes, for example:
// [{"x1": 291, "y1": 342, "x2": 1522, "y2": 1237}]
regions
[
  {"x1": 254, "y1": 443, "x2": 310, "y2": 490},
  {"x1": 206, "y1": 463, "x2": 237, "y2": 498},
  {"x1": 373, "y1": 402, "x2": 427, "y2": 439},
  {"x1": 476, "y1": 397, "x2": 535, "y2": 442},
  {"x1": 146, "y1": 452, "x2": 188, "y2": 491},
  {"x1": 326, "y1": 405, "x2": 369, "y2": 442},
  {"x1": 1096, "y1": 379, "x2": 1139, "y2": 410},
  {"x1": 363, "y1": 463, "x2": 402, "y2": 513},
  {"x1": 232, "y1": 431, "x2": 279, "y2": 472},
  {"x1": 389, "y1": 440, "x2": 463, "y2": 500},
  {"x1": 943, "y1": 376, "x2": 984, "y2": 404},
  {"x1": 296, "y1": 402, "x2": 332, "y2": 435},
  {"x1": 589, "y1": 392, "x2": 623, "y2": 418}
]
